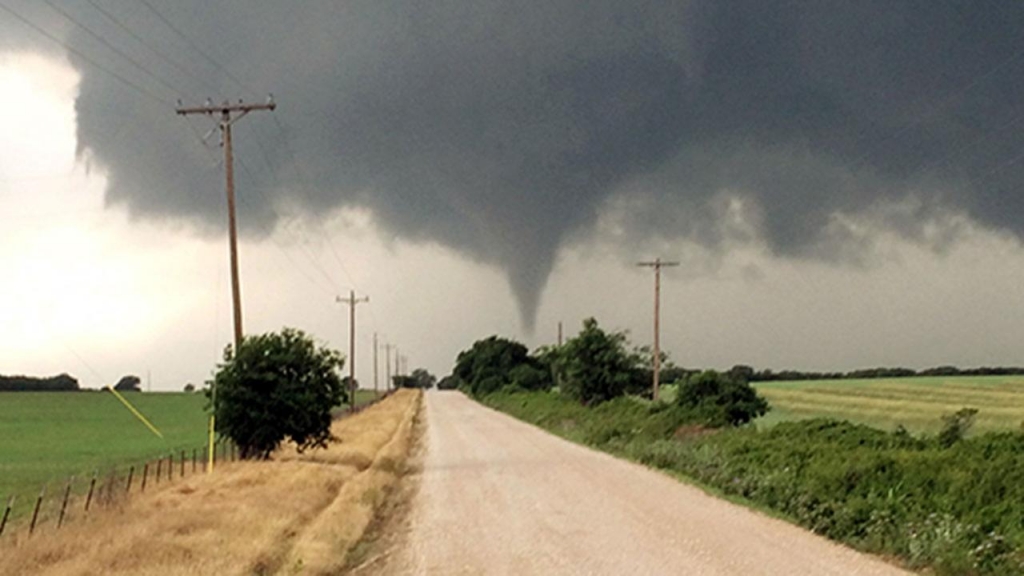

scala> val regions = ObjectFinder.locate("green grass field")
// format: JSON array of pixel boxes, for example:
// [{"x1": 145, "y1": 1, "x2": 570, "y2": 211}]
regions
[
  {"x1": 0, "y1": 388, "x2": 383, "y2": 521},
  {"x1": 661, "y1": 375, "x2": 1024, "y2": 434}
]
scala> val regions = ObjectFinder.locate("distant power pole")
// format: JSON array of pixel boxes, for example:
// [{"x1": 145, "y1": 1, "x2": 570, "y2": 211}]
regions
[
  {"x1": 395, "y1": 346, "x2": 401, "y2": 379},
  {"x1": 177, "y1": 97, "x2": 274, "y2": 473},
  {"x1": 557, "y1": 321, "x2": 563, "y2": 346},
  {"x1": 637, "y1": 258, "x2": 679, "y2": 402},
  {"x1": 176, "y1": 98, "x2": 275, "y2": 353},
  {"x1": 337, "y1": 290, "x2": 369, "y2": 409},
  {"x1": 373, "y1": 332, "x2": 379, "y2": 396},
  {"x1": 380, "y1": 342, "x2": 387, "y2": 391}
]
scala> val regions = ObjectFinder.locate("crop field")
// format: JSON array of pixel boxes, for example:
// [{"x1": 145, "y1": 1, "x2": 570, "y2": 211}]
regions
[
  {"x1": 751, "y1": 375, "x2": 1024, "y2": 434},
  {"x1": 0, "y1": 389, "x2": 383, "y2": 514}
]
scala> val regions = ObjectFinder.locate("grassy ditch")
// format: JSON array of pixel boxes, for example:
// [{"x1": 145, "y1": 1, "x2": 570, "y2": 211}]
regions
[
  {"x1": 482, "y1": 389, "x2": 1024, "y2": 575},
  {"x1": 0, "y1": 389, "x2": 422, "y2": 576}
]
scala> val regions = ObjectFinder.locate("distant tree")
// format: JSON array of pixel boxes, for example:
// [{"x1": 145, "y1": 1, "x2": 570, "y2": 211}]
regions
[
  {"x1": 675, "y1": 370, "x2": 769, "y2": 427},
  {"x1": 341, "y1": 376, "x2": 359, "y2": 394},
  {"x1": 436, "y1": 374, "x2": 462, "y2": 390},
  {"x1": 114, "y1": 375, "x2": 142, "y2": 392},
  {"x1": 410, "y1": 368, "x2": 437, "y2": 389},
  {"x1": 560, "y1": 318, "x2": 642, "y2": 405},
  {"x1": 454, "y1": 336, "x2": 548, "y2": 396},
  {"x1": 183, "y1": 383, "x2": 196, "y2": 393},
  {"x1": 211, "y1": 328, "x2": 346, "y2": 459},
  {"x1": 727, "y1": 365, "x2": 756, "y2": 383},
  {"x1": 0, "y1": 373, "x2": 80, "y2": 392}
]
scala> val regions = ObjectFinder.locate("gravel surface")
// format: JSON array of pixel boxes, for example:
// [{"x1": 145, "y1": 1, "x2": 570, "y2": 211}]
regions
[{"x1": 377, "y1": 392, "x2": 912, "y2": 575}]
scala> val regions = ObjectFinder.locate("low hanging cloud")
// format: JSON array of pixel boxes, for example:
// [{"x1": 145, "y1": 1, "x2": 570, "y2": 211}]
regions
[{"x1": 6, "y1": 1, "x2": 1024, "y2": 329}]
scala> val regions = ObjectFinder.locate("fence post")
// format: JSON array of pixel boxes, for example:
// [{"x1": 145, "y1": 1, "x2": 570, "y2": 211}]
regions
[
  {"x1": 167, "y1": 455, "x2": 172, "y2": 482},
  {"x1": 0, "y1": 495, "x2": 14, "y2": 537},
  {"x1": 141, "y1": 463, "x2": 149, "y2": 493},
  {"x1": 57, "y1": 477, "x2": 73, "y2": 529},
  {"x1": 29, "y1": 485, "x2": 44, "y2": 535},
  {"x1": 125, "y1": 466, "x2": 135, "y2": 494},
  {"x1": 192, "y1": 448, "x2": 197, "y2": 474},
  {"x1": 84, "y1": 471, "x2": 97, "y2": 512},
  {"x1": 155, "y1": 459, "x2": 162, "y2": 485},
  {"x1": 180, "y1": 450, "x2": 186, "y2": 478},
  {"x1": 202, "y1": 446, "x2": 208, "y2": 472}
]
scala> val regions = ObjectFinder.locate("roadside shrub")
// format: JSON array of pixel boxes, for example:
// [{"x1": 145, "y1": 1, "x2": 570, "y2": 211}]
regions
[
  {"x1": 560, "y1": 318, "x2": 644, "y2": 405},
  {"x1": 938, "y1": 407, "x2": 978, "y2": 448},
  {"x1": 509, "y1": 363, "x2": 552, "y2": 391},
  {"x1": 675, "y1": 370, "x2": 769, "y2": 426},
  {"x1": 212, "y1": 328, "x2": 345, "y2": 459}
]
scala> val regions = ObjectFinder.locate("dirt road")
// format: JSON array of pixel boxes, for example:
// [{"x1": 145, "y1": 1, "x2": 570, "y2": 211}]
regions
[{"x1": 375, "y1": 392, "x2": 910, "y2": 575}]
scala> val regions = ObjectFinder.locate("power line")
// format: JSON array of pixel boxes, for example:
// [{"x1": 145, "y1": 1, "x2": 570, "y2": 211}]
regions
[
  {"x1": 138, "y1": 0, "x2": 257, "y2": 99},
  {"x1": 83, "y1": 0, "x2": 220, "y2": 97},
  {"x1": 0, "y1": 0, "x2": 172, "y2": 106},
  {"x1": 40, "y1": 0, "x2": 183, "y2": 100}
]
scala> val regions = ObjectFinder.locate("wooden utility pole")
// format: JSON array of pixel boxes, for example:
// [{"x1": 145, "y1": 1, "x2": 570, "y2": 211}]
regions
[
  {"x1": 177, "y1": 98, "x2": 274, "y2": 472},
  {"x1": 384, "y1": 343, "x2": 392, "y2": 392},
  {"x1": 557, "y1": 321, "x2": 563, "y2": 346},
  {"x1": 337, "y1": 290, "x2": 369, "y2": 409},
  {"x1": 637, "y1": 258, "x2": 679, "y2": 402},
  {"x1": 176, "y1": 98, "x2": 275, "y2": 352},
  {"x1": 373, "y1": 332, "x2": 379, "y2": 396}
]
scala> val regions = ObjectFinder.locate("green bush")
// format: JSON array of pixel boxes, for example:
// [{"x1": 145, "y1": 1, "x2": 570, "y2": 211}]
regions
[
  {"x1": 675, "y1": 370, "x2": 769, "y2": 426},
  {"x1": 211, "y1": 328, "x2": 345, "y2": 459}
]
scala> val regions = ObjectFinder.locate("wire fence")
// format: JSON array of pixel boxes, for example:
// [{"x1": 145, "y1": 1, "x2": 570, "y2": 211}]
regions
[
  {"x1": 0, "y1": 389, "x2": 397, "y2": 541},
  {"x1": 0, "y1": 439, "x2": 238, "y2": 541}
]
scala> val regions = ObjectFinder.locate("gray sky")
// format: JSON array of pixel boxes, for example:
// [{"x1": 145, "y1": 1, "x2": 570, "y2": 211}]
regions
[{"x1": 3, "y1": 1, "x2": 1024, "y2": 390}]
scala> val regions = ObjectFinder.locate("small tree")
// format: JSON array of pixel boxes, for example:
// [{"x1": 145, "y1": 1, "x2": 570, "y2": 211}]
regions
[
  {"x1": 436, "y1": 374, "x2": 463, "y2": 390},
  {"x1": 454, "y1": 336, "x2": 549, "y2": 396},
  {"x1": 675, "y1": 370, "x2": 769, "y2": 426},
  {"x1": 183, "y1": 383, "x2": 196, "y2": 393},
  {"x1": 211, "y1": 328, "x2": 345, "y2": 459},
  {"x1": 938, "y1": 408, "x2": 978, "y2": 448},
  {"x1": 114, "y1": 375, "x2": 142, "y2": 392},
  {"x1": 560, "y1": 318, "x2": 642, "y2": 405}
]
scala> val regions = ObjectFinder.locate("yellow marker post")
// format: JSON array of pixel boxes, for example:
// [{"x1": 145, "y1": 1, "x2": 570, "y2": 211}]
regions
[
  {"x1": 207, "y1": 415, "x2": 216, "y2": 473},
  {"x1": 106, "y1": 386, "x2": 164, "y2": 439}
]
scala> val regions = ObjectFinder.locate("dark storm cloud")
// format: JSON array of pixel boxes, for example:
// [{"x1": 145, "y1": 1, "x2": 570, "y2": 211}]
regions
[{"x1": 6, "y1": 1, "x2": 1024, "y2": 328}]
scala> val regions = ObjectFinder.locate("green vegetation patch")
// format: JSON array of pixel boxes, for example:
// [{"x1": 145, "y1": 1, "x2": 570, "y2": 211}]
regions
[{"x1": 0, "y1": 391, "x2": 208, "y2": 518}]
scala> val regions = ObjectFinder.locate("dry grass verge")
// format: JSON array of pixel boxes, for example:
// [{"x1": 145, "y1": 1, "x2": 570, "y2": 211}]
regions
[{"x1": 0, "y1": 389, "x2": 422, "y2": 576}]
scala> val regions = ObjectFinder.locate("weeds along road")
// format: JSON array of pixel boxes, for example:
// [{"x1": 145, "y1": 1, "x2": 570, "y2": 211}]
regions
[{"x1": 376, "y1": 391, "x2": 910, "y2": 575}]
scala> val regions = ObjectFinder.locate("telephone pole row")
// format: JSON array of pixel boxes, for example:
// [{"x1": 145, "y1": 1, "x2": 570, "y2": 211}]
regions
[
  {"x1": 638, "y1": 257, "x2": 679, "y2": 402},
  {"x1": 337, "y1": 290, "x2": 369, "y2": 409}
]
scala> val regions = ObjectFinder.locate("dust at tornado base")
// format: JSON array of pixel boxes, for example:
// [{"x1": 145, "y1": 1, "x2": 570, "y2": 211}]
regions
[{"x1": 376, "y1": 392, "x2": 910, "y2": 575}]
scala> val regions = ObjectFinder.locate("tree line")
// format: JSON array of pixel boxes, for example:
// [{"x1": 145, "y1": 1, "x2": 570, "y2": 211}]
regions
[
  {"x1": 0, "y1": 373, "x2": 80, "y2": 392},
  {"x1": 738, "y1": 364, "x2": 1024, "y2": 382}
]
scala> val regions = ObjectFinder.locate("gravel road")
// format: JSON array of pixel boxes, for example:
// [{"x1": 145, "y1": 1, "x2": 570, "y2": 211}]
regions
[{"x1": 375, "y1": 391, "x2": 911, "y2": 575}]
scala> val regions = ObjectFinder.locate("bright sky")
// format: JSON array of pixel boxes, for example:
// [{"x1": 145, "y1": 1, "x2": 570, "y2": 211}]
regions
[{"x1": 4, "y1": 52, "x2": 1024, "y2": 391}]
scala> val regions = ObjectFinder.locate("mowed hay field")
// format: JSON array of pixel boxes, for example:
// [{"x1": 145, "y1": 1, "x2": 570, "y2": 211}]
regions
[
  {"x1": 752, "y1": 375, "x2": 1024, "y2": 434},
  {"x1": 0, "y1": 388, "x2": 421, "y2": 576}
]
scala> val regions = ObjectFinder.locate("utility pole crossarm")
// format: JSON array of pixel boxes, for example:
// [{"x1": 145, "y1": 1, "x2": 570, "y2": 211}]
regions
[
  {"x1": 637, "y1": 258, "x2": 680, "y2": 403},
  {"x1": 175, "y1": 101, "x2": 276, "y2": 116}
]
